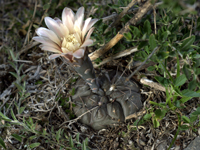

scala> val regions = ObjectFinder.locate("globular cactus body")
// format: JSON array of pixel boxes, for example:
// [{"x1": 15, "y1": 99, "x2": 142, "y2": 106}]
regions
[{"x1": 72, "y1": 70, "x2": 142, "y2": 130}]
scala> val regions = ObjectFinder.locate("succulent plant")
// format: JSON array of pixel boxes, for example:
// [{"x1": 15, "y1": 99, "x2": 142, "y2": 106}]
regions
[
  {"x1": 33, "y1": 6, "x2": 142, "y2": 130},
  {"x1": 72, "y1": 69, "x2": 142, "y2": 130}
]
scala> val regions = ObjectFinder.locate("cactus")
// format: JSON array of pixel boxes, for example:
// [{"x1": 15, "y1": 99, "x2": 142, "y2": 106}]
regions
[
  {"x1": 71, "y1": 53, "x2": 142, "y2": 130},
  {"x1": 33, "y1": 6, "x2": 142, "y2": 130}
]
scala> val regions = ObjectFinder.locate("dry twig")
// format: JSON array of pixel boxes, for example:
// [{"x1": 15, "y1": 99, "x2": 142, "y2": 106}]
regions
[
  {"x1": 140, "y1": 77, "x2": 165, "y2": 92},
  {"x1": 93, "y1": 46, "x2": 138, "y2": 68}
]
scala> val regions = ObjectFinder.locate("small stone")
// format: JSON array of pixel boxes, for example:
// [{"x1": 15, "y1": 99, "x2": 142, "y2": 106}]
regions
[
  {"x1": 184, "y1": 136, "x2": 200, "y2": 150},
  {"x1": 80, "y1": 126, "x2": 87, "y2": 132},
  {"x1": 139, "y1": 139, "x2": 146, "y2": 146}
]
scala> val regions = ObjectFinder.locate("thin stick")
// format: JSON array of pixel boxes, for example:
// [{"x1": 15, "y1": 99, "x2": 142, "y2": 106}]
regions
[
  {"x1": 140, "y1": 77, "x2": 165, "y2": 91},
  {"x1": 104, "y1": 0, "x2": 137, "y2": 33},
  {"x1": 153, "y1": 6, "x2": 157, "y2": 34},
  {"x1": 93, "y1": 46, "x2": 138, "y2": 68},
  {"x1": 89, "y1": 0, "x2": 157, "y2": 61},
  {"x1": 102, "y1": 2, "x2": 162, "y2": 23},
  {"x1": 59, "y1": 105, "x2": 99, "y2": 127},
  {"x1": 126, "y1": 46, "x2": 159, "y2": 81}
]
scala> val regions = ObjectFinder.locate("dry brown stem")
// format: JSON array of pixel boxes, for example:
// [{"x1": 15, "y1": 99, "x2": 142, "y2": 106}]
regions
[
  {"x1": 140, "y1": 77, "x2": 165, "y2": 92},
  {"x1": 89, "y1": 0, "x2": 157, "y2": 61},
  {"x1": 93, "y1": 46, "x2": 138, "y2": 68}
]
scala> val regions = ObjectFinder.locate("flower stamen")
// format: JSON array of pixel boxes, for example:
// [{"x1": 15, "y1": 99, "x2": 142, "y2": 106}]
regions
[{"x1": 62, "y1": 34, "x2": 80, "y2": 52}]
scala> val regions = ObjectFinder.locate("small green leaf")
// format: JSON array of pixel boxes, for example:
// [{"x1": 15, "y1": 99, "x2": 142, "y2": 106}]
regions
[
  {"x1": 149, "y1": 34, "x2": 156, "y2": 50},
  {"x1": 42, "y1": 129, "x2": 47, "y2": 136},
  {"x1": 138, "y1": 41, "x2": 148, "y2": 50},
  {"x1": 174, "y1": 74, "x2": 187, "y2": 87},
  {"x1": 14, "y1": 83, "x2": 23, "y2": 92},
  {"x1": 70, "y1": 88, "x2": 75, "y2": 96},
  {"x1": 191, "y1": 107, "x2": 200, "y2": 116},
  {"x1": 11, "y1": 134, "x2": 22, "y2": 142},
  {"x1": 180, "y1": 125, "x2": 189, "y2": 130},
  {"x1": 195, "y1": 68, "x2": 200, "y2": 75},
  {"x1": 183, "y1": 64, "x2": 191, "y2": 80},
  {"x1": 10, "y1": 109, "x2": 17, "y2": 121},
  {"x1": 124, "y1": 32, "x2": 132, "y2": 41},
  {"x1": 18, "y1": 64, "x2": 24, "y2": 72},
  {"x1": 56, "y1": 128, "x2": 61, "y2": 142},
  {"x1": 144, "y1": 20, "x2": 152, "y2": 35},
  {"x1": 180, "y1": 35, "x2": 195, "y2": 51},
  {"x1": 76, "y1": 133, "x2": 80, "y2": 142},
  {"x1": 9, "y1": 72, "x2": 18, "y2": 79},
  {"x1": 43, "y1": 3, "x2": 50, "y2": 10},
  {"x1": 179, "y1": 97, "x2": 192, "y2": 103},
  {"x1": 150, "y1": 101, "x2": 166, "y2": 107},
  {"x1": 0, "y1": 112, "x2": 12, "y2": 122},
  {"x1": 82, "y1": 139, "x2": 87, "y2": 150},
  {"x1": 152, "y1": 118, "x2": 160, "y2": 128},
  {"x1": 189, "y1": 79, "x2": 197, "y2": 91},
  {"x1": 33, "y1": 24, "x2": 39, "y2": 29},
  {"x1": 161, "y1": 31, "x2": 170, "y2": 41},
  {"x1": 19, "y1": 107, "x2": 26, "y2": 114},
  {"x1": 182, "y1": 116, "x2": 190, "y2": 123},
  {"x1": 190, "y1": 115, "x2": 198, "y2": 123},
  {"x1": 147, "y1": 66, "x2": 156, "y2": 71},
  {"x1": 0, "y1": 136, "x2": 6, "y2": 149},
  {"x1": 69, "y1": 136, "x2": 74, "y2": 148},
  {"x1": 143, "y1": 114, "x2": 152, "y2": 120},
  {"x1": 157, "y1": 51, "x2": 169, "y2": 59},
  {"x1": 154, "y1": 76, "x2": 170, "y2": 87},
  {"x1": 130, "y1": 26, "x2": 141, "y2": 38},
  {"x1": 154, "y1": 109, "x2": 166, "y2": 119},
  {"x1": 194, "y1": 54, "x2": 200, "y2": 58},
  {"x1": 29, "y1": 142, "x2": 40, "y2": 149},
  {"x1": 29, "y1": 135, "x2": 37, "y2": 140},
  {"x1": 182, "y1": 89, "x2": 200, "y2": 97}
]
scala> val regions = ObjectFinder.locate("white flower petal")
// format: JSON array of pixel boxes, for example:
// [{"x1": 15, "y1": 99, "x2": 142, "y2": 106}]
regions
[
  {"x1": 45, "y1": 17, "x2": 64, "y2": 38},
  {"x1": 75, "y1": 7, "x2": 84, "y2": 30},
  {"x1": 61, "y1": 47, "x2": 71, "y2": 54},
  {"x1": 81, "y1": 39, "x2": 93, "y2": 48},
  {"x1": 54, "y1": 17, "x2": 62, "y2": 23},
  {"x1": 33, "y1": 36, "x2": 60, "y2": 49},
  {"x1": 36, "y1": 27, "x2": 61, "y2": 45},
  {"x1": 82, "y1": 19, "x2": 98, "y2": 40},
  {"x1": 66, "y1": 15, "x2": 75, "y2": 34},
  {"x1": 40, "y1": 45, "x2": 61, "y2": 53},
  {"x1": 49, "y1": 53, "x2": 63, "y2": 59},
  {"x1": 74, "y1": 32, "x2": 81, "y2": 44},
  {"x1": 73, "y1": 49, "x2": 85, "y2": 58},
  {"x1": 67, "y1": 42, "x2": 76, "y2": 51},
  {"x1": 85, "y1": 27, "x2": 95, "y2": 40},
  {"x1": 62, "y1": 7, "x2": 75, "y2": 24},
  {"x1": 82, "y1": 17, "x2": 91, "y2": 40},
  {"x1": 60, "y1": 24, "x2": 69, "y2": 36},
  {"x1": 74, "y1": 21, "x2": 82, "y2": 36}
]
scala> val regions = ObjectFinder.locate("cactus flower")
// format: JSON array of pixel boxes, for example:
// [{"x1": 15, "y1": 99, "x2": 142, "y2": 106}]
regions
[{"x1": 33, "y1": 7, "x2": 98, "y2": 61}]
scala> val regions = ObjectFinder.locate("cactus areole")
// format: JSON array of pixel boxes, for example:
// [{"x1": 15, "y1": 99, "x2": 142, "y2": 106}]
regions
[{"x1": 33, "y1": 6, "x2": 142, "y2": 130}]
